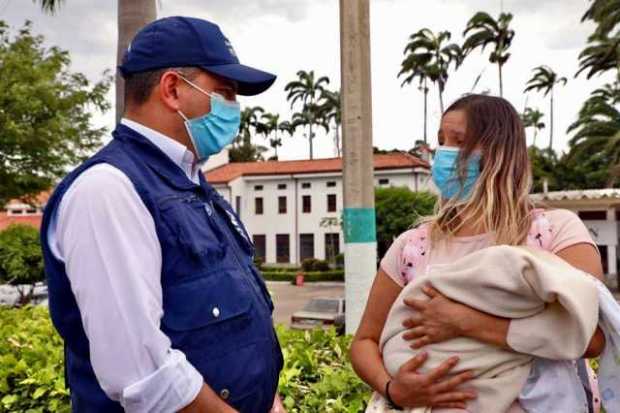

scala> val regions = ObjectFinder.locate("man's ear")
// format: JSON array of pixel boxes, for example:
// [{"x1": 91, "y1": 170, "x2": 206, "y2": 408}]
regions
[{"x1": 158, "y1": 71, "x2": 184, "y2": 112}]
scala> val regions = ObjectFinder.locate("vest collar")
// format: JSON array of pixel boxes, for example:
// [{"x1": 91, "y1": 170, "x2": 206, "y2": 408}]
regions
[{"x1": 113, "y1": 124, "x2": 199, "y2": 191}]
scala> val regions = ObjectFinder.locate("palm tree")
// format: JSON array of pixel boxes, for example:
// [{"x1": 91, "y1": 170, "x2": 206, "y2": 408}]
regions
[
  {"x1": 576, "y1": 35, "x2": 620, "y2": 80},
  {"x1": 524, "y1": 66, "x2": 568, "y2": 150},
  {"x1": 317, "y1": 89, "x2": 342, "y2": 157},
  {"x1": 229, "y1": 106, "x2": 267, "y2": 162},
  {"x1": 521, "y1": 107, "x2": 546, "y2": 147},
  {"x1": 567, "y1": 83, "x2": 620, "y2": 183},
  {"x1": 36, "y1": 0, "x2": 157, "y2": 122},
  {"x1": 463, "y1": 12, "x2": 515, "y2": 97},
  {"x1": 237, "y1": 106, "x2": 265, "y2": 144},
  {"x1": 566, "y1": 83, "x2": 620, "y2": 187},
  {"x1": 399, "y1": 29, "x2": 463, "y2": 120},
  {"x1": 581, "y1": 0, "x2": 620, "y2": 38},
  {"x1": 290, "y1": 105, "x2": 329, "y2": 157},
  {"x1": 577, "y1": 0, "x2": 620, "y2": 81},
  {"x1": 259, "y1": 112, "x2": 282, "y2": 159},
  {"x1": 285, "y1": 70, "x2": 330, "y2": 159}
]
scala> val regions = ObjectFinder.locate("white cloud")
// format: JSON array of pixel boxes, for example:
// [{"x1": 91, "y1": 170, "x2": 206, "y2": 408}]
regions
[{"x1": 3, "y1": 0, "x2": 614, "y2": 160}]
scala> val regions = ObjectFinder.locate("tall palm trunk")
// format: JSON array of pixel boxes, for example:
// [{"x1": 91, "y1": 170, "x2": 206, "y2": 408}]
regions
[
  {"x1": 438, "y1": 88, "x2": 444, "y2": 114},
  {"x1": 533, "y1": 128, "x2": 538, "y2": 147},
  {"x1": 423, "y1": 78, "x2": 428, "y2": 144},
  {"x1": 116, "y1": 0, "x2": 157, "y2": 122},
  {"x1": 549, "y1": 87, "x2": 554, "y2": 150},
  {"x1": 308, "y1": 124, "x2": 314, "y2": 159},
  {"x1": 498, "y1": 63, "x2": 504, "y2": 97},
  {"x1": 334, "y1": 124, "x2": 341, "y2": 157}
]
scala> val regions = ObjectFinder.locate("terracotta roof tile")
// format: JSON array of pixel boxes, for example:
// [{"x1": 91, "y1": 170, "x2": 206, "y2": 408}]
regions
[{"x1": 205, "y1": 153, "x2": 429, "y2": 184}]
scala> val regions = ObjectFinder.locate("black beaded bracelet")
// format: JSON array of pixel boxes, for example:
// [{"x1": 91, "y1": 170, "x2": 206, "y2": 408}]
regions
[{"x1": 385, "y1": 380, "x2": 404, "y2": 411}]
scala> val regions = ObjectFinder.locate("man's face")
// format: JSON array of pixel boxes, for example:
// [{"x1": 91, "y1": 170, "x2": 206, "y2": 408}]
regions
[{"x1": 177, "y1": 70, "x2": 237, "y2": 120}]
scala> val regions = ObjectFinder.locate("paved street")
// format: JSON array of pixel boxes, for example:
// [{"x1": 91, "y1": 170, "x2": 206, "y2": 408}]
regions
[{"x1": 267, "y1": 281, "x2": 345, "y2": 326}]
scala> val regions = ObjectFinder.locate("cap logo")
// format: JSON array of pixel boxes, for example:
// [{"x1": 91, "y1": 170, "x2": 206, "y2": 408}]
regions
[{"x1": 224, "y1": 39, "x2": 237, "y2": 58}]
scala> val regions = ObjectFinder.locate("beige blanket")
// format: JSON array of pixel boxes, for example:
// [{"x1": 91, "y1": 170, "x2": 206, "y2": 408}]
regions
[{"x1": 379, "y1": 245, "x2": 599, "y2": 413}]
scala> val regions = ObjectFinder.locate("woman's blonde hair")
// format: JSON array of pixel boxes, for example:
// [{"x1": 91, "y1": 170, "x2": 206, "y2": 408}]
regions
[{"x1": 422, "y1": 94, "x2": 535, "y2": 245}]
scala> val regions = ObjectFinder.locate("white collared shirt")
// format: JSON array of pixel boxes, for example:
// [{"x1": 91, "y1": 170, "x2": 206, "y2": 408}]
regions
[{"x1": 47, "y1": 119, "x2": 204, "y2": 412}]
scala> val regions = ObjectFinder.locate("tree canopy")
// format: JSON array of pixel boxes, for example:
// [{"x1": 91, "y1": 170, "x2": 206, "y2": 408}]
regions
[{"x1": 0, "y1": 21, "x2": 111, "y2": 206}]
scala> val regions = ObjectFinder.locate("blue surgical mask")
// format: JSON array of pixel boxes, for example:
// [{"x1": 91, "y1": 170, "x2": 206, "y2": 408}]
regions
[
  {"x1": 177, "y1": 75, "x2": 241, "y2": 162},
  {"x1": 431, "y1": 147, "x2": 481, "y2": 200}
]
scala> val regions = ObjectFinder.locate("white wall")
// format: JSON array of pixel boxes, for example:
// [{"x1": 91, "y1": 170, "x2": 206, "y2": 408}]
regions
[{"x1": 212, "y1": 168, "x2": 430, "y2": 265}]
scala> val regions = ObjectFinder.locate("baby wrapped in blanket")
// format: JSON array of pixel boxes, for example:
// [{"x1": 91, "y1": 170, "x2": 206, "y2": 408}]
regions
[{"x1": 377, "y1": 245, "x2": 600, "y2": 413}]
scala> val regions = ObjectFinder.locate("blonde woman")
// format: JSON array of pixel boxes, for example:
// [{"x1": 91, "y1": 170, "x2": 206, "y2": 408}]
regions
[{"x1": 350, "y1": 94, "x2": 605, "y2": 412}]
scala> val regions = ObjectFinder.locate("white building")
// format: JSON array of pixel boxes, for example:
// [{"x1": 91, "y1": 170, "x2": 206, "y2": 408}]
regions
[
  {"x1": 205, "y1": 153, "x2": 430, "y2": 265},
  {"x1": 532, "y1": 189, "x2": 620, "y2": 285}
]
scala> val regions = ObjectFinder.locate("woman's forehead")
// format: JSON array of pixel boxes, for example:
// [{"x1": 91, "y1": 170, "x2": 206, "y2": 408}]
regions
[{"x1": 441, "y1": 110, "x2": 467, "y2": 130}]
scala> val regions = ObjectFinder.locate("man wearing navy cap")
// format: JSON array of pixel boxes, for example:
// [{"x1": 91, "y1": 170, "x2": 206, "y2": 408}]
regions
[{"x1": 41, "y1": 17, "x2": 285, "y2": 412}]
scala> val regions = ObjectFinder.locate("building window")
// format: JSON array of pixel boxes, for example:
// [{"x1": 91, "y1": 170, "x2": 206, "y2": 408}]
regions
[
  {"x1": 302, "y1": 195, "x2": 312, "y2": 213},
  {"x1": 378, "y1": 178, "x2": 390, "y2": 185},
  {"x1": 254, "y1": 185, "x2": 264, "y2": 191},
  {"x1": 278, "y1": 196, "x2": 287, "y2": 214},
  {"x1": 578, "y1": 210, "x2": 607, "y2": 220},
  {"x1": 299, "y1": 233, "x2": 315, "y2": 261},
  {"x1": 327, "y1": 194, "x2": 337, "y2": 212},
  {"x1": 235, "y1": 196, "x2": 241, "y2": 216},
  {"x1": 276, "y1": 234, "x2": 290, "y2": 263},
  {"x1": 253, "y1": 235, "x2": 266, "y2": 262},
  {"x1": 255, "y1": 197, "x2": 264, "y2": 215},
  {"x1": 9, "y1": 209, "x2": 24, "y2": 215},
  {"x1": 326, "y1": 181, "x2": 337, "y2": 187},
  {"x1": 301, "y1": 182, "x2": 311, "y2": 189},
  {"x1": 325, "y1": 233, "x2": 340, "y2": 262},
  {"x1": 277, "y1": 184, "x2": 287, "y2": 190}
]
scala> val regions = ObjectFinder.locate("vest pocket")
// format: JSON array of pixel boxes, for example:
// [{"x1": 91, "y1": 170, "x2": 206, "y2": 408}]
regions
[
  {"x1": 161, "y1": 270, "x2": 252, "y2": 333},
  {"x1": 157, "y1": 194, "x2": 225, "y2": 262}
]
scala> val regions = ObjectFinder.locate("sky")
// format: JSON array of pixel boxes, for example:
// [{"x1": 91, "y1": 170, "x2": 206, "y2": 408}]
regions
[{"x1": 1, "y1": 0, "x2": 615, "y2": 161}]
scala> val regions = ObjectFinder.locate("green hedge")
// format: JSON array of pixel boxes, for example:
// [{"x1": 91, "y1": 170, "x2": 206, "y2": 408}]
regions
[
  {"x1": 260, "y1": 266, "x2": 301, "y2": 273},
  {"x1": 0, "y1": 306, "x2": 368, "y2": 412},
  {"x1": 262, "y1": 270, "x2": 344, "y2": 283},
  {"x1": 276, "y1": 325, "x2": 369, "y2": 412},
  {"x1": 0, "y1": 306, "x2": 69, "y2": 413},
  {"x1": 0, "y1": 306, "x2": 606, "y2": 413}
]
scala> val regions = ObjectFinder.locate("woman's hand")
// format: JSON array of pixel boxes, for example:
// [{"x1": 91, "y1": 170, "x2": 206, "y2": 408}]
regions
[
  {"x1": 389, "y1": 351, "x2": 477, "y2": 409},
  {"x1": 402, "y1": 285, "x2": 476, "y2": 349}
]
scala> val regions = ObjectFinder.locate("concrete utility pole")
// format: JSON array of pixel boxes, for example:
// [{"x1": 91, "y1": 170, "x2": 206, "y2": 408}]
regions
[{"x1": 339, "y1": 0, "x2": 377, "y2": 334}]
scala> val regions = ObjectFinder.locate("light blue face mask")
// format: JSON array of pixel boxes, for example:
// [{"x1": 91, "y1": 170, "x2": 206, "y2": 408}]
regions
[
  {"x1": 177, "y1": 74, "x2": 241, "y2": 162},
  {"x1": 431, "y1": 147, "x2": 481, "y2": 201}
]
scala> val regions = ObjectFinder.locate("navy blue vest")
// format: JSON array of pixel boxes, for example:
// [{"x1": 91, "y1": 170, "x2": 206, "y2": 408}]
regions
[{"x1": 41, "y1": 125, "x2": 283, "y2": 412}]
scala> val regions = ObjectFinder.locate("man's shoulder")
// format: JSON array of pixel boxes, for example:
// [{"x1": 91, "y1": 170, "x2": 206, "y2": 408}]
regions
[
  {"x1": 56, "y1": 163, "x2": 141, "y2": 220},
  {"x1": 65, "y1": 163, "x2": 134, "y2": 198}
]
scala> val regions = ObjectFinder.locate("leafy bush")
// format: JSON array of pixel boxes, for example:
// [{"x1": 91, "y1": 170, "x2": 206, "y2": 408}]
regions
[
  {"x1": 253, "y1": 256, "x2": 265, "y2": 269},
  {"x1": 276, "y1": 325, "x2": 370, "y2": 412},
  {"x1": 334, "y1": 253, "x2": 345, "y2": 269},
  {"x1": 262, "y1": 270, "x2": 344, "y2": 283},
  {"x1": 302, "y1": 259, "x2": 331, "y2": 272},
  {"x1": 261, "y1": 266, "x2": 301, "y2": 273},
  {"x1": 0, "y1": 224, "x2": 45, "y2": 306},
  {"x1": 0, "y1": 307, "x2": 370, "y2": 412},
  {"x1": 375, "y1": 188, "x2": 437, "y2": 258},
  {"x1": 0, "y1": 306, "x2": 69, "y2": 413}
]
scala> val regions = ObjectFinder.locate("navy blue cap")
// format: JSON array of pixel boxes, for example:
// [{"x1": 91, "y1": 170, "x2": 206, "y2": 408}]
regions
[{"x1": 118, "y1": 16, "x2": 276, "y2": 96}]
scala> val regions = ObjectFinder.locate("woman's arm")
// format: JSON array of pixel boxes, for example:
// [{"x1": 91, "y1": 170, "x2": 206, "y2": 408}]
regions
[
  {"x1": 402, "y1": 243, "x2": 606, "y2": 358},
  {"x1": 350, "y1": 269, "x2": 476, "y2": 409},
  {"x1": 555, "y1": 243, "x2": 605, "y2": 358}
]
